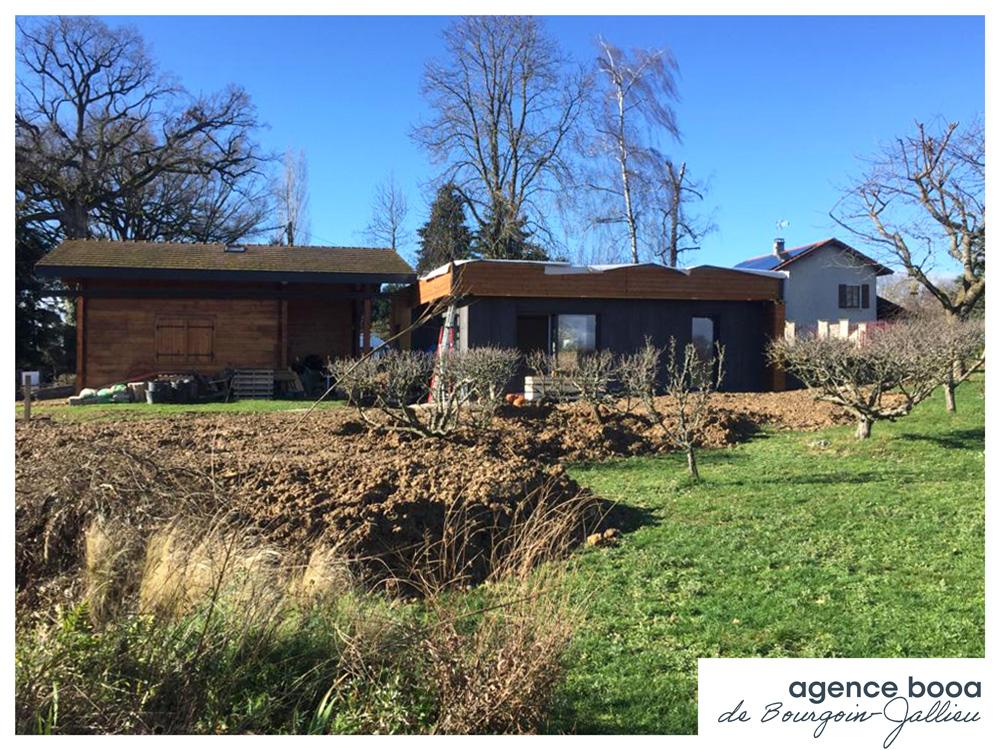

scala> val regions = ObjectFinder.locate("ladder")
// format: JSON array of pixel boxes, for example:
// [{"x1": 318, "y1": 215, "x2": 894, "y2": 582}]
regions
[{"x1": 428, "y1": 303, "x2": 457, "y2": 403}]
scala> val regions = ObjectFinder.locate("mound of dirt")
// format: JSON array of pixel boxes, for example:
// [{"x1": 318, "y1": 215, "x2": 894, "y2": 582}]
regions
[
  {"x1": 15, "y1": 388, "x2": 849, "y2": 603},
  {"x1": 486, "y1": 390, "x2": 852, "y2": 463},
  {"x1": 15, "y1": 415, "x2": 593, "y2": 601}
]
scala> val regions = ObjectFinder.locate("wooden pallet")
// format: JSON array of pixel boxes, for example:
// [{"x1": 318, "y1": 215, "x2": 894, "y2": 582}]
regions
[{"x1": 231, "y1": 369, "x2": 274, "y2": 399}]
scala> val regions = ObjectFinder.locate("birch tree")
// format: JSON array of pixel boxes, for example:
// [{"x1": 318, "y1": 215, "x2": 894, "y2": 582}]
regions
[{"x1": 583, "y1": 38, "x2": 680, "y2": 264}]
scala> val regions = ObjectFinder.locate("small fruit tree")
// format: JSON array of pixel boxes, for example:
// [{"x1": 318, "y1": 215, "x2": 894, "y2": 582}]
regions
[
  {"x1": 619, "y1": 337, "x2": 725, "y2": 480},
  {"x1": 769, "y1": 316, "x2": 984, "y2": 439}
]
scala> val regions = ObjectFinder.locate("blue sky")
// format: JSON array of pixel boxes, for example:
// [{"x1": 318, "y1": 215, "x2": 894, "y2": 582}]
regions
[{"x1": 98, "y1": 15, "x2": 984, "y2": 268}]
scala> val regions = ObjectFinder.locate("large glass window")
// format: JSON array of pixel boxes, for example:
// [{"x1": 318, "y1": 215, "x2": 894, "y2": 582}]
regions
[
  {"x1": 691, "y1": 317, "x2": 716, "y2": 362},
  {"x1": 554, "y1": 314, "x2": 597, "y2": 367}
]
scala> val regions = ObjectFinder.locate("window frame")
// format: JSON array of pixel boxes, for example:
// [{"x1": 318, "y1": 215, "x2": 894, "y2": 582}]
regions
[{"x1": 839, "y1": 284, "x2": 862, "y2": 309}]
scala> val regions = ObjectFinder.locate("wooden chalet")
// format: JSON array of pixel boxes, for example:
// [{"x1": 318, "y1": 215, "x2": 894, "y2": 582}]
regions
[{"x1": 35, "y1": 240, "x2": 415, "y2": 391}]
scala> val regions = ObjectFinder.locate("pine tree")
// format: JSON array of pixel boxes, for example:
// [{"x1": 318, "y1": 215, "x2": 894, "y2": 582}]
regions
[
  {"x1": 415, "y1": 184, "x2": 474, "y2": 275},
  {"x1": 472, "y1": 199, "x2": 548, "y2": 261}
]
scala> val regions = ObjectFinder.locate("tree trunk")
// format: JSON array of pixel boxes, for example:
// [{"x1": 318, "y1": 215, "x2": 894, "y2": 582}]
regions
[
  {"x1": 943, "y1": 312, "x2": 958, "y2": 413},
  {"x1": 855, "y1": 416, "x2": 873, "y2": 440},
  {"x1": 615, "y1": 84, "x2": 639, "y2": 264},
  {"x1": 686, "y1": 446, "x2": 699, "y2": 480},
  {"x1": 944, "y1": 372, "x2": 957, "y2": 413}
]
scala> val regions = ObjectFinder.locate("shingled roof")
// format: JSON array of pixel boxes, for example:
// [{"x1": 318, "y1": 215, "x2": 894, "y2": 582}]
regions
[{"x1": 35, "y1": 240, "x2": 416, "y2": 283}]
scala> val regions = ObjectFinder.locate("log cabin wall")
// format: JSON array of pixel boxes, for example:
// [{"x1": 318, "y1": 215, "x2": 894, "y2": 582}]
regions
[
  {"x1": 74, "y1": 279, "x2": 366, "y2": 388},
  {"x1": 286, "y1": 297, "x2": 354, "y2": 366},
  {"x1": 82, "y1": 295, "x2": 282, "y2": 388}
]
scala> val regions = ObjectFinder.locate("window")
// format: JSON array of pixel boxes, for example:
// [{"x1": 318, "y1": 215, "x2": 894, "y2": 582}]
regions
[
  {"x1": 156, "y1": 316, "x2": 216, "y2": 364},
  {"x1": 554, "y1": 314, "x2": 596, "y2": 367},
  {"x1": 838, "y1": 284, "x2": 870, "y2": 309},
  {"x1": 691, "y1": 317, "x2": 716, "y2": 361}
]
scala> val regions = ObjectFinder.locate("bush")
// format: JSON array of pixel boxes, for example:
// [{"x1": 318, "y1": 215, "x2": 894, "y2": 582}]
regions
[
  {"x1": 770, "y1": 316, "x2": 985, "y2": 438},
  {"x1": 329, "y1": 347, "x2": 520, "y2": 438}
]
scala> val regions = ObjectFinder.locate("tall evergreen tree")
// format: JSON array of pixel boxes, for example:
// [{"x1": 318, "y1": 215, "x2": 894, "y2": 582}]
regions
[
  {"x1": 415, "y1": 183, "x2": 474, "y2": 275},
  {"x1": 473, "y1": 199, "x2": 549, "y2": 261},
  {"x1": 16, "y1": 221, "x2": 74, "y2": 374}
]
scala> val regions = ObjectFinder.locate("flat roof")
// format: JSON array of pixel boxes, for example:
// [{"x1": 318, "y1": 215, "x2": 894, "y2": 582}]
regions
[
  {"x1": 415, "y1": 258, "x2": 785, "y2": 305},
  {"x1": 420, "y1": 258, "x2": 787, "y2": 281}
]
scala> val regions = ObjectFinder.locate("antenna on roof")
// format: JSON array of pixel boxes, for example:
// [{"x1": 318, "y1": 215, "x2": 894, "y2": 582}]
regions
[{"x1": 773, "y1": 220, "x2": 789, "y2": 257}]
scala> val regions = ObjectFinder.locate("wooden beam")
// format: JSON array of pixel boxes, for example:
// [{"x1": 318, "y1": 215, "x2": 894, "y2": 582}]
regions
[
  {"x1": 362, "y1": 296, "x2": 372, "y2": 355},
  {"x1": 279, "y1": 299, "x2": 288, "y2": 369},
  {"x1": 763, "y1": 300, "x2": 786, "y2": 392},
  {"x1": 75, "y1": 291, "x2": 87, "y2": 392},
  {"x1": 351, "y1": 297, "x2": 360, "y2": 357},
  {"x1": 391, "y1": 291, "x2": 412, "y2": 350}
]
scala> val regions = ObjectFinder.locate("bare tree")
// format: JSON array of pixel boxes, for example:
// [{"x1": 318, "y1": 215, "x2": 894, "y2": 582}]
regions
[
  {"x1": 272, "y1": 147, "x2": 311, "y2": 246},
  {"x1": 770, "y1": 317, "x2": 985, "y2": 439},
  {"x1": 831, "y1": 117, "x2": 985, "y2": 411},
  {"x1": 412, "y1": 16, "x2": 586, "y2": 255},
  {"x1": 582, "y1": 38, "x2": 680, "y2": 264},
  {"x1": 364, "y1": 174, "x2": 409, "y2": 250},
  {"x1": 619, "y1": 338, "x2": 724, "y2": 480},
  {"x1": 15, "y1": 16, "x2": 268, "y2": 241},
  {"x1": 650, "y1": 159, "x2": 716, "y2": 267},
  {"x1": 92, "y1": 152, "x2": 271, "y2": 244}
]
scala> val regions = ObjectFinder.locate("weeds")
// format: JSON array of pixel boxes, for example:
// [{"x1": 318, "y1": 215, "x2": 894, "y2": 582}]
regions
[{"x1": 16, "y1": 477, "x2": 592, "y2": 734}]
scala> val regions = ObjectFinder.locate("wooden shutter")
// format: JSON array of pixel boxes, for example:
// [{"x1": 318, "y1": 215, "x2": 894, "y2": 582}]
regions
[
  {"x1": 838, "y1": 284, "x2": 847, "y2": 308},
  {"x1": 861, "y1": 284, "x2": 871, "y2": 309},
  {"x1": 187, "y1": 319, "x2": 215, "y2": 362},
  {"x1": 156, "y1": 316, "x2": 216, "y2": 364},
  {"x1": 156, "y1": 318, "x2": 188, "y2": 362}
]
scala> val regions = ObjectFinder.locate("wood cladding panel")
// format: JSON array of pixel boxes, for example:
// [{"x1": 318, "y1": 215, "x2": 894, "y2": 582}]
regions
[
  {"x1": 418, "y1": 262, "x2": 782, "y2": 304},
  {"x1": 82, "y1": 297, "x2": 281, "y2": 388},
  {"x1": 286, "y1": 298, "x2": 354, "y2": 364},
  {"x1": 416, "y1": 269, "x2": 454, "y2": 304},
  {"x1": 762, "y1": 300, "x2": 786, "y2": 392}
]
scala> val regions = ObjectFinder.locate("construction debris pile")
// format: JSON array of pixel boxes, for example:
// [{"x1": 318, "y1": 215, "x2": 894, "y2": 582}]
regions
[{"x1": 67, "y1": 368, "x2": 308, "y2": 407}]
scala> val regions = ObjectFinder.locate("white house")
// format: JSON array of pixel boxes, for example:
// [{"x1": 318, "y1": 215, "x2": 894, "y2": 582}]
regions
[{"x1": 735, "y1": 238, "x2": 893, "y2": 328}]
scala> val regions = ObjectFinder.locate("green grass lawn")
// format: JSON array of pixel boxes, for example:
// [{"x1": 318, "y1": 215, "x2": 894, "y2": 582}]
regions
[
  {"x1": 550, "y1": 384, "x2": 985, "y2": 734},
  {"x1": 15, "y1": 398, "x2": 343, "y2": 422}
]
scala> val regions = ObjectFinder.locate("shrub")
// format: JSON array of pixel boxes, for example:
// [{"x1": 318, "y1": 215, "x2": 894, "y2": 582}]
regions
[
  {"x1": 526, "y1": 349, "x2": 619, "y2": 421},
  {"x1": 330, "y1": 347, "x2": 521, "y2": 438}
]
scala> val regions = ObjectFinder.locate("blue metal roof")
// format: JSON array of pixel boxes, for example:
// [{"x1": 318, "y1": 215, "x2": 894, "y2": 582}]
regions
[{"x1": 734, "y1": 243, "x2": 819, "y2": 271}]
